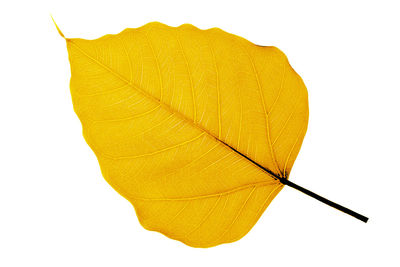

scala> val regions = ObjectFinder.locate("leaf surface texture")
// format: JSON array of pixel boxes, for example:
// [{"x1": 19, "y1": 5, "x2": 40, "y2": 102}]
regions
[{"x1": 65, "y1": 22, "x2": 309, "y2": 247}]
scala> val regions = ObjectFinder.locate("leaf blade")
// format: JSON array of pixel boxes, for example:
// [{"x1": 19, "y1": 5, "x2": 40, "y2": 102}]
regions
[{"x1": 65, "y1": 22, "x2": 308, "y2": 247}]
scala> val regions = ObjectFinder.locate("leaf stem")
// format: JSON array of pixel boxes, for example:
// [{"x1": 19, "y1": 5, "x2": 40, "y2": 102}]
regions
[
  {"x1": 278, "y1": 178, "x2": 369, "y2": 223},
  {"x1": 221, "y1": 140, "x2": 368, "y2": 223}
]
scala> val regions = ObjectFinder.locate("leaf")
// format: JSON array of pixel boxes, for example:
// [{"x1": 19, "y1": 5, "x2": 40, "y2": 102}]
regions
[{"x1": 63, "y1": 22, "x2": 308, "y2": 247}]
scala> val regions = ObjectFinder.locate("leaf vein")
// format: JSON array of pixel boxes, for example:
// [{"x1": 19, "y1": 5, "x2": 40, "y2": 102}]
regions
[
  {"x1": 144, "y1": 30, "x2": 164, "y2": 101},
  {"x1": 175, "y1": 29, "x2": 197, "y2": 122},
  {"x1": 206, "y1": 34, "x2": 222, "y2": 139},
  {"x1": 184, "y1": 195, "x2": 221, "y2": 238},
  {"x1": 133, "y1": 181, "x2": 276, "y2": 201},
  {"x1": 216, "y1": 186, "x2": 256, "y2": 242},
  {"x1": 239, "y1": 43, "x2": 282, "y2": 176},
  {"x1": 283, "y1": 123, "x2": 307, "y2": 177},
  {"x1": 98, "y1": 132, "x2": 205, "y2": 160}
]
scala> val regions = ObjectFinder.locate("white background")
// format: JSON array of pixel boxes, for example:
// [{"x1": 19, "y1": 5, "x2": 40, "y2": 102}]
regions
[{"x1": 1, "y1": 0, "x2": 399, "y2": 266}]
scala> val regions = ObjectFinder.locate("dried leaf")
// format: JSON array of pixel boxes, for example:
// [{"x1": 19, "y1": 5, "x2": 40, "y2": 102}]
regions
[{"x1": 63, "y1": 22, "x2": 309, "y2": 247}]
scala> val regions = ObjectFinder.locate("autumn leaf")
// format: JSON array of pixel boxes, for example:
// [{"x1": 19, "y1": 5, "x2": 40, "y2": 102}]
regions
[{"x1": 58, "y1": 21, "x2": 367, "y2": 248}]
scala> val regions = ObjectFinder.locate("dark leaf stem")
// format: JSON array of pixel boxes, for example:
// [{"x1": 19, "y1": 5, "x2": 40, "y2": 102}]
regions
[{"x1": 222, "y1": 140, "x2": 369, "y2": 223}]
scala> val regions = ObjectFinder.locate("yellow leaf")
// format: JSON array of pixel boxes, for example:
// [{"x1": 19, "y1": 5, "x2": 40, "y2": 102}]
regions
[{"x1": 63, "y1": 22, "x2": 309, "y2": 247}]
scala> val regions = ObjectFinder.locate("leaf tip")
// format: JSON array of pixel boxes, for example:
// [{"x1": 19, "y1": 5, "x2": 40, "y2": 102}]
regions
[{"x1": 51, "y1": 15, "x2": 66, "y2": 39}]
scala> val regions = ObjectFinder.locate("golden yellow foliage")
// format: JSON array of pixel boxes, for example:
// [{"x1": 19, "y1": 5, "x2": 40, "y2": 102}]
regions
[{"x1": 63, "y1": 22, "x2": 309, "y2": 247}]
